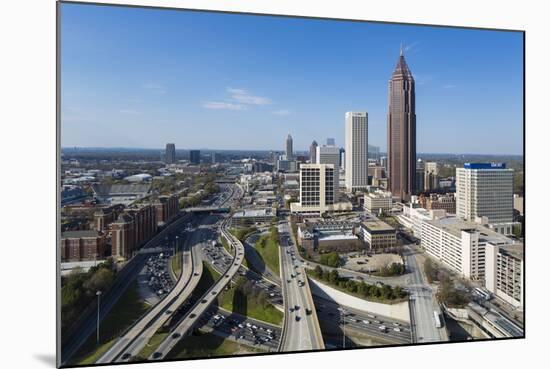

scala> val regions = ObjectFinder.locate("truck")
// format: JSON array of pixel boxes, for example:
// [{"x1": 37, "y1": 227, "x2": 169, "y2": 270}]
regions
[{"x1": 434, "y1": 311, "x2": 442, "y2": 328}]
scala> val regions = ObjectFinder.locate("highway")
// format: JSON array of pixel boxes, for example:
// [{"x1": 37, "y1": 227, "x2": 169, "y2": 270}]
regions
[
  {"x1": 61, "y1": 212, "x2": 194, "y2": 365},
  {"x1": 96, "y1": 216, "x2": 211, "y2": 363},
  {"x1": 278, "y1": 221, "x2": 325, "y2": 351},
  {"x1": 314, "y1": 297, "x2": 411, "y2": 345},
  {"x1": 149, "y1": 196, "x2": 245, "y2": 360},
  {"x1": 403, "y1": 245, "x2": 446, "y2": 343}
]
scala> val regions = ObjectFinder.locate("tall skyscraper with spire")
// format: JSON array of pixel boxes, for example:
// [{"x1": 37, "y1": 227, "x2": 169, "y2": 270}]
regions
[
  {"x1": 286, "y1": 134, "x2": 294, "y2": 160},
  {"x1": 387, "y1": 46, "x2": 417, "y2": 201}
]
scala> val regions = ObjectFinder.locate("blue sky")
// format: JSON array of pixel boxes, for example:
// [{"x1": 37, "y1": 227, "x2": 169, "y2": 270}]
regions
[{"x1": 61, "y1": 3, "x2": 524, "y2": 155}]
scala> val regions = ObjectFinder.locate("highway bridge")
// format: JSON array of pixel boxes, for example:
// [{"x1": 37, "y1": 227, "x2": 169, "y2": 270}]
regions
[
  {"x1": 148, "y1": 217, "x2": 246, "y2": 361},
  {"x1": 96, "y1": 220, "x2": 206, "y2": 364},
  {"x1": 61, "y1": 212, "x2": 194, "y2": 365}
]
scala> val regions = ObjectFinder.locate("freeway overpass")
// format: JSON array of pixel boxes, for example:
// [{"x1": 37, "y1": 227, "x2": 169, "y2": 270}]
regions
[
  {"x1": 96, "y1": 220, "x2": 207, "y2": 364},
  {"x1": 186, "y1": 207, "x2": 230, "y2": 213},
  {"x1": 149, "y1": 217, "x2": 246, "y2": 360},
  {"x1": 61, "y1": 212, "x2": 194, "y2": 366}
]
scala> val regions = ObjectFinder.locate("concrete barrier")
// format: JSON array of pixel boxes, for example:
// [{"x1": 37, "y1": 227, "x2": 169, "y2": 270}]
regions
[{"x1": 308, "y1": 278, "x2": 411, "y2": 323}]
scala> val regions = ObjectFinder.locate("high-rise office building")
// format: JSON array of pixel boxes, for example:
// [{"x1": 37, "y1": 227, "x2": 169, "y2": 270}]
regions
[
  {"x1": 424, "y1": 161, "x2": 439, "y2": 191},
  {"x1": 309, "y1": 140, "x2": 318, "y2": 163},
  {"x1": 485, "y1": 242, "x2": 523, "y2": 308},
  {"x1": 387, "y1": 48, "x2": 416, "y2": 201},
  {"x1": 286, "y1": 134, "x2": 294, "y2": 160},
  {"x1": 345, "y1": 112, "x2": 369, "y2": 192},
  {"x1": 189, "y1": 150, "x2": 201, "y2": 165},
  {"x1": 317, "y1": 145, "x2": 340, "y2": 200},
  {"x1": 326, "y1": 138, "x2": 336, "y2": 146},
  {"x1": 380, "y1": 156, "x2": 388, "y2": 171},
  {"x1": 290, "y1": 164, "x2": 334, "y2": 214},
  {"x1": 165, "y1": 143, "x2": 176, "y2": 164},
  {"x1": 368, "y1": 145, "x2": 380, "y2": 162},
  {"x1": 416, "y1": 159, "x2": 425, "y2": 193},
  {"x1": 456, "y1": 163, "x2": 514, "y2": 234},
  {"x1": 339, "y1": 148, "x2": 345, "y2": 169}
]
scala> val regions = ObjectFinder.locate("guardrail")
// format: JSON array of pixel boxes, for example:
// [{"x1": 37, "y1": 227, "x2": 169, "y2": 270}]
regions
[
  {"x1": 276, "y1": 244, "x2": 290, "y2": 352},
  {"x1": 302, "y1": 274, "x2": 326, "y2": 350},
  {"x1": 61, "y1": 212, "x2": 193, "y2": 365},
  {"x1": 150, "y1": 216, "x2": 246, "y2": 360},
  {"x1": 96, "y1": 245, "x2": 196, "y2": 363}
]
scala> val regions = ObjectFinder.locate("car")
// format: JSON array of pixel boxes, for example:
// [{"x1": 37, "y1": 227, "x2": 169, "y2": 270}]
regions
[
  {"x1": 172, "y1": 333, "x2": 181, "y2": 339},
  {"x1": 295, "y1": 316, "x2": 301, "y2": 322},
  {"x1": 121, "y1": 353, "x2": 131, "y2": 360},
  {"x1": 362, "y1": 320, "x2": 370, "y2": 325},
  {"x1": 152, "y1": 352, "x2": 163, "y2": 359},
  {"x1": 194, "y1": 272, "x2": 199, "y2": 276},
  {"x1": 211, "y1": 291, "x2": 217, "y2": 295},
  {"x1": 189, "y1": 313, "x2": 197, "y2": 319},
  {"x1": 392, "y1": 322, "x2": 400, "y2": 326},
  {"x1": 165, "y1": 310, "x2": 172, "y2": 315},
  {"x1": 393, "y1": 327, "x2": 401, "y2": 332},
  {"x1": 305, "y1": 308, "x2": 312, "y2": 315},
  {"x1": 294, "y1": 305, "x2": 300, "y2": 310},
  {"x1": 201, "y1": 299, "x2": 208, "y2": 303}
]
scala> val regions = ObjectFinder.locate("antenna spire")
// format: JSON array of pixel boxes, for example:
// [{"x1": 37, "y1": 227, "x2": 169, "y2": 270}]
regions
[{"x1": 400, "y1": 42, "x2": 404, "y2": 56}]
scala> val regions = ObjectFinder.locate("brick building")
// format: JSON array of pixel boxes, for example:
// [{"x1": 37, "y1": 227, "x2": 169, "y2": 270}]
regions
[
  {"x1": 109, "y1": 204, "x2": 157, "y2": 259},
  {"x1": 419, "y1": 193, "x2": 456, "y2": 214},
  {"x1": 153, "y1": 194, "x2": 179, "y2": 224},
  {"x1": 60, "y1": 230, "x2": 107, "y2": 262}
]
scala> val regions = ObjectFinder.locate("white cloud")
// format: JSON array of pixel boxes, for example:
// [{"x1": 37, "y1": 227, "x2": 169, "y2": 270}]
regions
[
  {"x1": 272, "y1": 109, "x2": 291, "y2": 116},
  {"x1": 404, "y1": 41, "x2": 421, "y2": 53},
  {"x1": 142, "y1": 83, "x2": 166, "y2": 94},
  {"x1": 202, "y1": 101, "x2": 247, "y2": 111},
  {"x1": 226, "y1": 87, "x2": 272, "y2": 105}
]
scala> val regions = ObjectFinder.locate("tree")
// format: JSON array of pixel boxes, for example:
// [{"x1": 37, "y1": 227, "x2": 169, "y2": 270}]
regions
[
  {"x1": 328, "y1": 269, "x2": 339, "y2": 284},
  {"x1": 313, "y1": 265, "x2": 323, "y2": 278}
]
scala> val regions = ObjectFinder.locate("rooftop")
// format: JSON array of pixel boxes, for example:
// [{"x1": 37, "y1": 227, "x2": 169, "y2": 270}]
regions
[
  {"x1": 499, "y1": 242, "x2": 524, "y2": 260},
  {"x1": 463, "y1": 162, "x2": 506, "y2": 170},
  {"x1": 62, "y1": 230, "x2": 101, "y2": 239},
  {"x1": 233, "y1": 208, "x2": 274, "y2": 218},
  {"x1": 361, "y1": 219, "x2": 395, "y2": 233},
  {"x1": 425, "y1": 217, "x2": 511, "y2": 243}
]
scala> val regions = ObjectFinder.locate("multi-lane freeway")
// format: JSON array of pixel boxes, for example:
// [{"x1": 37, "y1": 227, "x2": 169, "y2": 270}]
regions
[
  {"x1": 96, "y1": 217, "x2": 209, "y2": 363},
  {"x1": 403, "y1": 245, "x2": 446, "y2": 343},
  {"x1": 278, "y1": 221, "x2": 325, "y2": 351},
  {"x1": 61, "y1": 212, "x2": 194, "y2": 365},
  {"x1": 149, "y1": 210, "x2": 246, "y2": 360}
]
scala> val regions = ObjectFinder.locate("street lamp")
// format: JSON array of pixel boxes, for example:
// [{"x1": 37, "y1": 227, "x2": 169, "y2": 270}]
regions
[{"x1": 96, "y1": 290, "x2": 102, "y2": 344}]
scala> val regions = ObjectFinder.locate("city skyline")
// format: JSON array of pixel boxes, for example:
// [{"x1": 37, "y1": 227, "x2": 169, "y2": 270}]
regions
[{"x1": 61, "y1": 4, "x2": 523, "y2": 155}]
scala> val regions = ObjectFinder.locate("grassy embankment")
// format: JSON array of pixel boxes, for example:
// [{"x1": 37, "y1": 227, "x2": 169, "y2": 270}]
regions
[{"x1": 71, "y1": 282, "x2": 150, "y2": 365}]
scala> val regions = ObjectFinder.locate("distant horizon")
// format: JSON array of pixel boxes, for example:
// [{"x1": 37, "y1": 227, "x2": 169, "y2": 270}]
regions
[{"x1": 60, "y1": 146, "x2": 523, "y2": 157}]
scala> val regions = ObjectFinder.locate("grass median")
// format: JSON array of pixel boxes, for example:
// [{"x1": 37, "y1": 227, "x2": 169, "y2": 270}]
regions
[{"x1": 253, "y1": 227, "x2": 280, "y2": 275}]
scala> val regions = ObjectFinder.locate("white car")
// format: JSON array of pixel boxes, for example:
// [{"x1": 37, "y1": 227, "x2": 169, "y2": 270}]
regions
[{"x1": 362, "y1": 320, "x2": 370, "y2": 325}]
